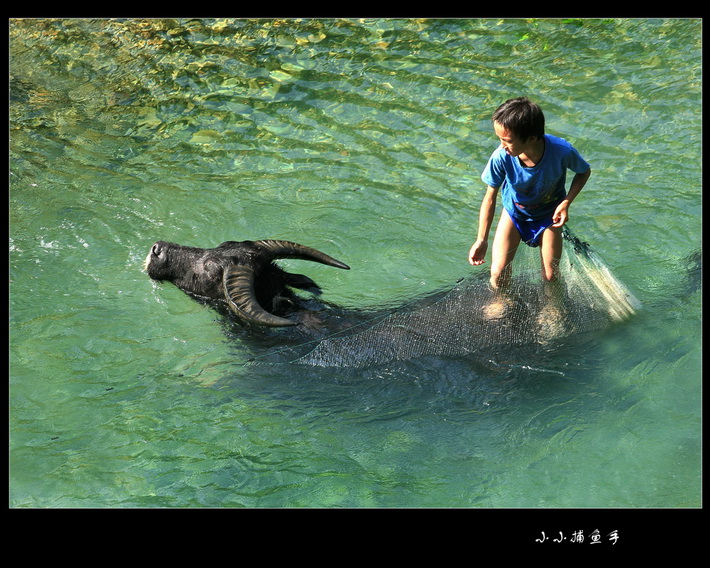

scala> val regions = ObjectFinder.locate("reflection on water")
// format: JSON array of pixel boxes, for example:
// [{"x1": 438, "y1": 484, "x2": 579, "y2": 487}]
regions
[{"x1": 10, "y1": 18, "x2": 701, "y2": 509}]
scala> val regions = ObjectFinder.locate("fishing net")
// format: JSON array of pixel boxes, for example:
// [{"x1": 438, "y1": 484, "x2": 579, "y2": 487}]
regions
[{"x1": 252, "y1": 227, "x2": 641, "y2": 368}]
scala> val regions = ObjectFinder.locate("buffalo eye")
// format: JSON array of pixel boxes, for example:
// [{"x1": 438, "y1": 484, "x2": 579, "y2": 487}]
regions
[{"x1": 203, "y1": 258, "x2": 222, "y2": 275}]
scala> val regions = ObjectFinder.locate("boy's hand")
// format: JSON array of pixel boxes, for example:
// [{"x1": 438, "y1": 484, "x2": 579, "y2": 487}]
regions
[
  {"x1": 468, "y1": 240, "x2": 488, "y2": 265},
  {"x1": 552, "y1": 200, "x2": 570, "y2": 227}
]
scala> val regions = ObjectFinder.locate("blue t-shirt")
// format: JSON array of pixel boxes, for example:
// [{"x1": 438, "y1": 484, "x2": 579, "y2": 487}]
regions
[{"x1": 481, "y1": 134, "x2": 590, "y2": 221}]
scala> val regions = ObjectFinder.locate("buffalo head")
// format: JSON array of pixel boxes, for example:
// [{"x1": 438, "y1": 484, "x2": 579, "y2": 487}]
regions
[{"x1": 145, "y1": 239, "x2": 350, "y2": 327}]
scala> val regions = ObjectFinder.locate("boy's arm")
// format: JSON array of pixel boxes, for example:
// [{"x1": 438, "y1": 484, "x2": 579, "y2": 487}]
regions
[
  {"x1": 468, "y1": 185, "x2": 499, "y2": 265},
  {"x1": 552, "y1": 169, "x2": 591, "y2": 227}
]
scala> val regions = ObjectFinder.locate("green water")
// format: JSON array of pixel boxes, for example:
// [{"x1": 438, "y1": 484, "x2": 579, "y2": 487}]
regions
[{"x1": 10, "y1": 18, "x2": 701, "y2": 510}]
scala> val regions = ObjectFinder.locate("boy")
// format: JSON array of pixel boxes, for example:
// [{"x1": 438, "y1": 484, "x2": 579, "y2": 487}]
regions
[{"x1": 468, "y1": 97, "x2": 591, "y2": 318}]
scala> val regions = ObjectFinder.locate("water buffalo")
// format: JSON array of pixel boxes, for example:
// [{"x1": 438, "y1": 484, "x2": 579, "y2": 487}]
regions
[
  {"x1": 144, "y1": 239, "x2": 350, "y2": 327},
  {"x1": 144, "y1": 231, "x2": 641, "y2": 367}
]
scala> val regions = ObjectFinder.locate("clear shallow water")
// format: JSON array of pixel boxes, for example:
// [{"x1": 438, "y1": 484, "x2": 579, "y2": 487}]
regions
[{"x1": 10, "y1": 18, "x2": 701, "y2": 509}]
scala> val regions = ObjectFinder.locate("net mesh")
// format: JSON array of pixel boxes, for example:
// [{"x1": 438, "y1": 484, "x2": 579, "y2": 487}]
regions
[{"x1": 252, "y1": 228, "x2": 641, "y2": 368}]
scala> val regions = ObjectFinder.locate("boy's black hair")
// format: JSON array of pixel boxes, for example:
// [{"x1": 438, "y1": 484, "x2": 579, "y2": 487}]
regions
[{"x1": 492, "y1": 97, "x2": 545, "y2": 142}]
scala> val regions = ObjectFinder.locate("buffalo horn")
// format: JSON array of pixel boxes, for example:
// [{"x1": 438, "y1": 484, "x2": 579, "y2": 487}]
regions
[
  {"x1": 255, "y1": 240, "x2": 350, "y2": 270},
  {"x1": 223, "y1": 265, "x2": 297, "y2": 327}
]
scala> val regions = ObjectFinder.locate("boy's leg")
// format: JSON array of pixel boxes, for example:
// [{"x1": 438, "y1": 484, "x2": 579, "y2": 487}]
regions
[
  {"x1": 490, "y1": 209, "x2": 521, "y2": 290},
  {"x1": 539, "y1": 225, "x2": 563, "y2": 283},
  {"x1": 483, "y1": 210, "x2": 521, "y2": 320},
  {"x1": 537, "y1": 225, "x2": 565, "y2": 339}
]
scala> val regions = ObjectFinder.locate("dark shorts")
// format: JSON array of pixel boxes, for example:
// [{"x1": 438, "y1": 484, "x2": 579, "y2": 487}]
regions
[{"x1": 510, "y1": 214, "x2": 555, "y2": 247}]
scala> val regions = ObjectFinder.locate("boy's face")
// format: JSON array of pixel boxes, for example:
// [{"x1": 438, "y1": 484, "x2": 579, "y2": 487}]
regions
[{"x1": 493, "y1": 121, "x2": 535, "y2": 157}]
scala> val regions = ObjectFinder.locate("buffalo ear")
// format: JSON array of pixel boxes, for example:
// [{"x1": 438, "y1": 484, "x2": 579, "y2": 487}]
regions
[
  {"x1": 223, "y1": 265, "x2": 297, "y2": 327},
  {"x1": 284, "y1": 272, "x2": 323, "y2": 295}
]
